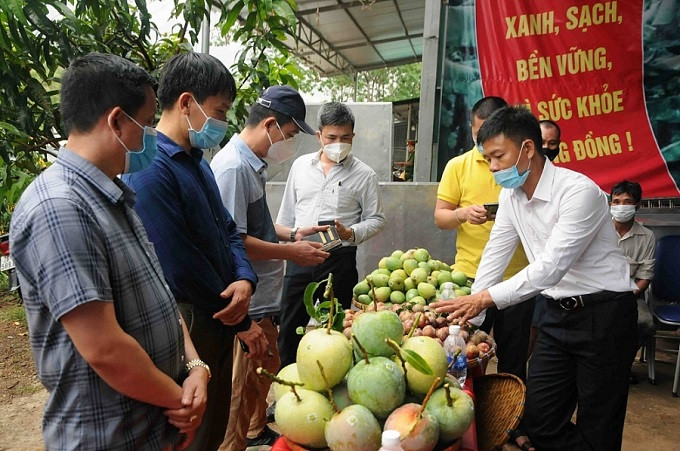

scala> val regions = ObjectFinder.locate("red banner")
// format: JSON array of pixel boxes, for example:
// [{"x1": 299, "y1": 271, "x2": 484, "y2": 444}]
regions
[{"x1": 475, "y1": 0, "x2": 679, "y2": 197}]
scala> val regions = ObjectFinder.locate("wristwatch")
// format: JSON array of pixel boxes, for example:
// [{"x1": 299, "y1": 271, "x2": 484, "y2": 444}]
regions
[
  {"x1": 186, "y1": 359, "x2": 211, "y2": 381},
  {"x1": 290, "y1": 227, "x2": 299, "y2": 242},
  {"x1": 348, "y1": 227, "x2": 356, "y2": 243}
]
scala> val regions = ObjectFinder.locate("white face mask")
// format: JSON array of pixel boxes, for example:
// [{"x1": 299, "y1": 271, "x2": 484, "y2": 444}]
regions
[
  {"x1": 265, "y1": 122, "x2": 297, "y2": 163},
  {"x1": 610, "y1": 205, "x2": 636, "y2": 223},
  {"x1": 322, "y1": 142, "x2": 352, "y2": 163}
]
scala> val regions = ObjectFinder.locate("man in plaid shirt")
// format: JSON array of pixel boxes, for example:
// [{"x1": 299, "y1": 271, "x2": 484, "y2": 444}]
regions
[{"x1": 10, "y1": 53, "x2": 209, "y2": 450}]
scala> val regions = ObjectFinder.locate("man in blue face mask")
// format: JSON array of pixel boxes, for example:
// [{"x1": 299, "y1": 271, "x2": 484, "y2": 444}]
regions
[
  {"x1": 433, "y1": 106, "x2": 638, "y2": 451},
  {"x1": 210, "y1": 85, "x2": 331, "y2": 449},
  {"x1": 10, "y1": 53, "x2": 209, "y2": 449},
  {"x1": 122, "y1": 52, "x2": 264, "y2": 451}
]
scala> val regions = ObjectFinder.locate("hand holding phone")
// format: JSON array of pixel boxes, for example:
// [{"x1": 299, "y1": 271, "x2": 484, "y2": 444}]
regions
[{"x1": 484, "y1": 203, "x2": 499, "y2": 220}]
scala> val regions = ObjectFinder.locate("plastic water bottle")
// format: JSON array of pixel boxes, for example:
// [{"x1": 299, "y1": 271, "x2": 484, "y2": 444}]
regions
[
  {"x1": 439, "y1": 282, "x2": 456, "y2": 300},
  {"x1": 379, "y1": 429, "x2": 404, "y2": 451},
  {"x1": 443, "y1": 324, "x2": 467, "y2": 387}
]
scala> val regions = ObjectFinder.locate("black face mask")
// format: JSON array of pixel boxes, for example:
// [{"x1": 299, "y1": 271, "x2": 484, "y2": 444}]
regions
[{"x1": 543, "y1": 147, "x2": 559, "y2": 161}]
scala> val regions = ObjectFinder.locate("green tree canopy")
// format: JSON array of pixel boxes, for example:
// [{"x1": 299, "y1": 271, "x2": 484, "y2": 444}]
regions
[
  {"x1": 0, "y1": 0, "x2": 299, "y2": 232},
  {"x1": 299, "y1": 62, "x2": 422, "y2": 103}
]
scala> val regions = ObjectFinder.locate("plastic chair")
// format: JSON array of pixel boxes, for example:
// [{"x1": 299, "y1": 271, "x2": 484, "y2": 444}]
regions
[{"x1": 646, "y1": 235, "x2": 680, "y2": 397}]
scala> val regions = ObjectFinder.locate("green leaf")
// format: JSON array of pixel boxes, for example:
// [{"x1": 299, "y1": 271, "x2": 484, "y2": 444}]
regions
[
  {"x1": 402, "y1": 349, "x2": 434, "y2": 375},
  {"x1": 0, "y1": 121, "x2": 22, "y2": 136},
  {"x1": 1, "y1": 0, "x2": 29, "y2": 25},
  {"x1": 271, "y1": 0, "x2": 295, "y2": 26},
  {"x1": 221, "y1": 2, "x2": 243, "y2": 35},
  {"x1": 49, "y1": 1, "x2": 77, "y2": 23},
  {"x1": 302, "y1": 280, "x2": 322, "y2": 322}
]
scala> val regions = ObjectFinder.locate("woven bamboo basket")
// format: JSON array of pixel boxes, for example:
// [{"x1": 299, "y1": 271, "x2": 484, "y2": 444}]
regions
[
  {"x1": 473, "y1": 373, "x2": 526, "y2": 451},
  {"x1": 466, "y1": 346, "x2": 496, "y2": 378}
]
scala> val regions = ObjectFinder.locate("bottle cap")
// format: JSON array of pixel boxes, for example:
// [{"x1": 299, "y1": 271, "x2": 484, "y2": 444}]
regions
[
  {"x1": 449, "y1": 324, "x2": 461, "y2": 335},
  {"x1": 382, "y1": 429, "x2": 401, "y2": 446}
]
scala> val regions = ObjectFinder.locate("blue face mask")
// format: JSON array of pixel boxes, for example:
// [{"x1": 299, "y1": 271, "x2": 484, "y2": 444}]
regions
[
  {"x1": 185, "y1": 96, "x2": 228, "y2": 149},
  {"x1": 113, "y1": 112, "x2": 158, "y2": 174},
  {"x1": 493, "y1": 142, "x2": 531, "y2": 189}
]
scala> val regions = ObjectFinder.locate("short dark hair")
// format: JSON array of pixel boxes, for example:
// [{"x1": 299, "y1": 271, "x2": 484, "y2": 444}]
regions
[
  {"x1": 477, "y1": 106, "x2": 542, "y2": 153},
  {"x1": 245, "y1": 103, "x2": 295, "y2": 128},
  {"x1": 318, "y1": 102, "x2": 355, "y2": 131},
  {"x1": 539, "y1": 119, "x2": 561, "y2": 139},
  {"x1": 157, "y1": 52, "x2": 236, "y2": 110},
  {"x1": 611, "y1": 180, "x2": 642, "y2": 204},
  {"x1": 470, "y1": 96, "x2": 508, "y2": 122},
  {"x1": 60, "y1": 53, "x2": 154, "y2": 134}
]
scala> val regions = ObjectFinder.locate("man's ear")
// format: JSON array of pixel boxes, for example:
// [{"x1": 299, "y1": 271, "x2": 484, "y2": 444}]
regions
[
  {"x1": 178, "y1": 92, "x2": 193, "y2": 115},
  {"x1": 106, "y1": 107, "x2": 124, "y2": 135},
  {"x1": 525, "y1": 139, "x2": 538, "y2": 160},
  {"x1": 262, "y1": 117, "x2": 276, "y2": 131}
]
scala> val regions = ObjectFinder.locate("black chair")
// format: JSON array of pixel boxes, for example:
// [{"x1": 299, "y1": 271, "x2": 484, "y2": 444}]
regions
[{"x1": 646, "y1": 235, "x2": 680, "y2": 396}]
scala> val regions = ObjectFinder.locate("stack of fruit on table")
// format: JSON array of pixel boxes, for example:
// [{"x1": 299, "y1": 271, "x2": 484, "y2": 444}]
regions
[
  {"x1": 352, "y1": 248, "x2": 472, "y2": 308},
  {"x1": 263, "y1": 248, "x2": 498, "y2": 450},
  {"x1": 267, "y1": 315, "x2": 476, "y2": 451},
  {"x1": 350, "y1": 248, "x2": 496, "y2": 361}
]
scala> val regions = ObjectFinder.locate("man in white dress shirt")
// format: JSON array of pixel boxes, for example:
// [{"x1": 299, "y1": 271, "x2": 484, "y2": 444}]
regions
[
  {"x1": 433, "y1": 106, "x2": 637, "y2": 450},
  {"x1": 276, "y1": 102, "x2": 386, "y2": 367}
]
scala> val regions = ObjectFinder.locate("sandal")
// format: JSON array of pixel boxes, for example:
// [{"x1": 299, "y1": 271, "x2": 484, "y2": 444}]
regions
[{"x1": 508, "y1": 429, "x2": 536, "y2": 451}]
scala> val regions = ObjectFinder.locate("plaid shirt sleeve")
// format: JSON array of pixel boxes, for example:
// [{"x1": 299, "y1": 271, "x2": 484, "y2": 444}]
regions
[{"x1": 13, "y1": 197, "x2": 112, "y2": 320}]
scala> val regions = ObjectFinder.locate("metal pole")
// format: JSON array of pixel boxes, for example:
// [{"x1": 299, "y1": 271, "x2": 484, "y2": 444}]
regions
[
  {"x1": 353, "y1": 72, "x2": 358, "y2": 102},
  {"x1": 200, "y1": 15, "x2": 210, "y2": 54},
  {"x1": 414, "y1": 0, "x2": 441, "y2": 182},
  {"x1": 406, "y1": 103, "x2": 413, "y2": 141}
]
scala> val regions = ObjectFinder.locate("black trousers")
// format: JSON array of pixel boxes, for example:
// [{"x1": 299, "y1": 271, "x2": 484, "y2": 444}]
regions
[
  {"x1": 277, "y1": 248, "x2": 358, "y2": 368},
  {"x1": 479, "y1": 297, "x2": 535, "y2": 382},
  {"x1": 523, "y1": 293, "x2": 637, "y2": 451},
  {"x1": 178, "y1": 303, "x2": 235, "y2": 451},
  {"x1": 495, "y1": 298, "x2": 535, "y2": 382}
]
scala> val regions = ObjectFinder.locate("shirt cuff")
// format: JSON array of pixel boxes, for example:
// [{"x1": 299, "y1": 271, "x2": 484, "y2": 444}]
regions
[{"x1": 487, "y1": 281, "x2": 521, "y2": 310}]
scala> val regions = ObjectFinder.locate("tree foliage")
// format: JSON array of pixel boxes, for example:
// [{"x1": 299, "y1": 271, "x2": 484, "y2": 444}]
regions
[
  {"x1": 299, "y1": 62, "x2": 422, "y2": 103},
  {"x1": 0, "y1": 0, "x2": 299, "y2": 232}
]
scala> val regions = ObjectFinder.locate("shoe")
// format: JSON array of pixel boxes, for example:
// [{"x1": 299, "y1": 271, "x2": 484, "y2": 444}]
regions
[
  {"x1": 266, "y1": 402, "x2": 276, "y2": 423},
  {"x1": 246, "y1": 425, "x2": 280, "y2": 447}
]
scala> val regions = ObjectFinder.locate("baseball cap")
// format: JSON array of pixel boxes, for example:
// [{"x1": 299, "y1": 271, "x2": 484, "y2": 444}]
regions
[{"x1": 255, "y1": 85, "x2": 315, "y2": 135}]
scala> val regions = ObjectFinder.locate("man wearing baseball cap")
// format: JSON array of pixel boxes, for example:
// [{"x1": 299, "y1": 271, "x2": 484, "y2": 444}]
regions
[
  {"x1": 276, "y1": 101, "x2": 386, "y2": 368},
  {"x1": 211, "y1": 85, "x2": 330, "y2": 449}
]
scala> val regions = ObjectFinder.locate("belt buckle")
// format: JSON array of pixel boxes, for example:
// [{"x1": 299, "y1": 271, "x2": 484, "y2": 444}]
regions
[{"x1": 559, "y1": 296, "x2": 582, "y2": 310}]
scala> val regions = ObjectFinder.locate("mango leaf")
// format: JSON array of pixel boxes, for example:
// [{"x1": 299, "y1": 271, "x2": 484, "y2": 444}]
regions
[
  {"x1": 302, "y1": 280, "x2": 322, "y2": 322},
  {"x1": 272, "y1": 0, "x2": 295, "y2": 26},
  {"x1": 0, "y1": 0, "x2": 29, "y2": 25},
  {"x1": 50, "y1": 2, "x2": 77, "y2": 23},
  {"x1": 401, "y1": 349, "x2": 434, "y2": 375}
]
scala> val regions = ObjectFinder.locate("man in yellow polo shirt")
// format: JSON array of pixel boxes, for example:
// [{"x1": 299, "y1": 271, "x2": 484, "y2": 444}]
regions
[{"x1": 435, "y1": 96, "x2": 534, "y2": 382}]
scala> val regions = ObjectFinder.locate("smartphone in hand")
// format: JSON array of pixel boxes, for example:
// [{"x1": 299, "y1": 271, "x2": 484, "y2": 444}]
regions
[{"x1": 484, "y1": 203, "x2": 499, "y2": 220}]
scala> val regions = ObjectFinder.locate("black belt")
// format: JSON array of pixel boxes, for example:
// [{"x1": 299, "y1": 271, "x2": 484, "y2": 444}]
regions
[{"x1": 545, "y1": 291, "x2": 633, "y2": 311}]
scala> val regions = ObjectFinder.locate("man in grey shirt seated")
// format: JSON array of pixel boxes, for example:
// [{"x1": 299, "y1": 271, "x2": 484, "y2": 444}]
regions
[
  {"x1": 276, "y1": 102, "x2": 386, "y2": 367},
  {"x1": 610, "y1": 179, "x2": 656, "y2": 384}
]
